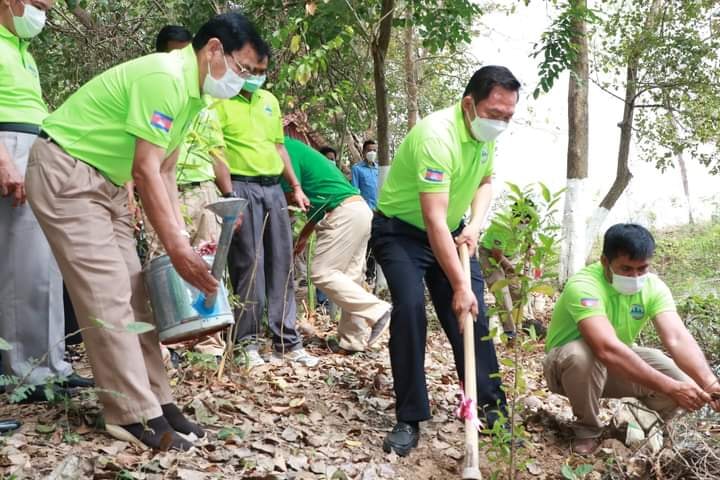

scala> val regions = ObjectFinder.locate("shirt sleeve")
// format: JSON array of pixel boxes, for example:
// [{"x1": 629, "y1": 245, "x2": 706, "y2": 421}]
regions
[
  {"x1": 414, "y1": 138, "x2": 453, "y2": 193},
  {"x1": 125, "y1": 73, "x2": 185, "y2": 150},
  {"x1": 351, "y1": 165, "x2": 360, "y2": 188},
  {"x1": 483, "y1": 142, "x2": 496, "y2": 179},
  {"x1": 563, "y1": 278, "x2": 607, "y2": 325},
  {"x1": 646, "y1": 277, "x2": 676, "y2": 318}
]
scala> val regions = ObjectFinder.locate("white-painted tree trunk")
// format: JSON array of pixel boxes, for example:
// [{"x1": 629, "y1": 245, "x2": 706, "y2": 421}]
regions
[
  {"x1": 584, "y1": 205, "x2": 611, "y2": 263},
  {"x1": 374, "y1": 165, "x2": 391, "y2": 293},
  {"x1": 559, "y1": 178, "x2": 589, "y2": 285}
]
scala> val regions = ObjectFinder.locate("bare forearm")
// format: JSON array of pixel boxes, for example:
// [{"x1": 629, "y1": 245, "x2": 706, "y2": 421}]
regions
[
  {"x1": 134, "y1": 168, "x2": 185, "y2": 254},
  {"x1": 466, "y1": 181, "x2": 492, "y2": 230},
  {"x1": 426, "y1": 220, "x2": 467, "y2": 292},
  {"x1": 161, "y1": 164, "x2": 184, "y2": 229},
  {"x1": 666, "y1": 332, "x2": 716, "y2": 389},
  {"x1": 212, "y1": 155, "x2": 232, "y2": 195}
]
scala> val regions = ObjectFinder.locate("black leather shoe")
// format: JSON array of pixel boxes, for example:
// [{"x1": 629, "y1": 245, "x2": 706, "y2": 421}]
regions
[
  {"x1": 17, "y1": 385, "x2": 70, "y2": 404},
  {"x1": 382, "y1": 422, "x2": 419, "y2": 456},
  {"x1": 61, "y1": 373, "x2": 94, "y2": 389}
]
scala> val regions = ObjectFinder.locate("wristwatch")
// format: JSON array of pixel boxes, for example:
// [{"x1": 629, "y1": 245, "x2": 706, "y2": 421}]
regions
[{"x1": 223, "y1": 191, "x2": 238, "y2": 198}]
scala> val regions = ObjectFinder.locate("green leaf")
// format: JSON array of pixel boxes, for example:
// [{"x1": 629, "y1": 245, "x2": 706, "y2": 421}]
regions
[
  {"x1": 92, "y1": 317, "x2": 110, "y2": 329},
  {"x1": 500, "y1": 357, "x2": 515, "y2": 367},
  {"x1": 530, "y1": 283, "x2": 555, "y2": 296},
  {"x1": 125, "y1": 322, "x2": 155, "y2": 334},
  {"x1": 576, "y1": 464, "x2": 594, "y2": 476},
  {"x1": 561, "y1": 464, "x2": 577, "y2": 480},
  {"x1": 490, "y1": 279, "x2": 510, "y2": 293},
  {"x1": 36, "y1": 422, "x2": 57, "y2": 434},
  {"x1": 0, "y1": 337, "x2": 12, "y2": 351},
  {"x1": 217, "y1": 426, "x2": 245, "y2": 441},
  {"x1": 290, "y1": 34, "x2": 301, "y2": 54}
]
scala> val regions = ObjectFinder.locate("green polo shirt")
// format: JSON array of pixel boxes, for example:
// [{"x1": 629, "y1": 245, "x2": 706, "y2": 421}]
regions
[
  {"x1": 377, "y1": 103, "x2": 495, "y2": 231},
  {"x1": 212, "y1": 89, "x2": 284, "y2": 176},
  {"x1": 545, "y1": 262, "x2": 676, "y2": 352},
  {"x1": 281, "y1": 137, "x2": 360, "y2": 222},
  {"x1": 42, "y1": 45, "x2": 204, "y2": 186},
  {"x1": 176, "y1": 103, "x2": 224, "y2": 185},
  {"x1": 0, "y1": 25, "x2": 46, "y2": 125}
]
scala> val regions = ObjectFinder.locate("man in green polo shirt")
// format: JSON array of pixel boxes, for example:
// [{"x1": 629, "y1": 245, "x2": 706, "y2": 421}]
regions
[
  {"x1": 0, "y1": 0, "x2": 92, "y2": 403},
  {"x1": 372, "y1": 66, "x2": 520, "y2": 456},
  {"x1": 282, "y1": 137, "x2": 391, "y2": 353},
  {"x1": 544, "y1": 223, "x2": 720, "y2": 454},
  {"x1": 25, "y1": 12, "x2": 264, "y2": 450},
  {"x1": 212, "y1": 48, "x2": 318, "y2": 368}
]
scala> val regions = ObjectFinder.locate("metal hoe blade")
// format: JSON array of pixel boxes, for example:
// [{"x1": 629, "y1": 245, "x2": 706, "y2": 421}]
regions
[{"x1": 203, "y1": 198, "x2": 248, "y2": 309}]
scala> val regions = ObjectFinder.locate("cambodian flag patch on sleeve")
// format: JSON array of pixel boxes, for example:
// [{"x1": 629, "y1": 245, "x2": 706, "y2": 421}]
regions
[
  {"x1": 150, "y1": 111, "x2": 173, "y2": 132},
  {"x1": 580, "y1": 298, "x2": 599, "y2": 307},
  {"x1": 424, "y1": 168, "x2": 445, "y2": 182}
]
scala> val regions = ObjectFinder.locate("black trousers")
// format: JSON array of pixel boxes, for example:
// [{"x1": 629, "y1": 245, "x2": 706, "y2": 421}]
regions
[{"x1": 371, "y1": 214, "x2": 507, "y2": 423}]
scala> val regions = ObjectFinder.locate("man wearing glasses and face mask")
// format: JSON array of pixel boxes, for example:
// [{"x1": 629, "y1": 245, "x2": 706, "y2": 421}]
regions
[
  {"x1": 0, "y1": 0, "x2": 93, "y2": 404},
  {"x1": 372, "y1": 66, "x2": 520, "y2": 456},
  {"x1": 25, "y1": 12, "x2": 264, "y2": 451},
  {"x1": 544, "y1": 223, "x2": 720, "y2": 454}
]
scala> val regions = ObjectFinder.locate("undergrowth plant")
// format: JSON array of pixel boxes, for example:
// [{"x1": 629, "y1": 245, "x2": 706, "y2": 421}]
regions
[{"x1": 481, "y1": 182, "x2": 563, "y2": 479}]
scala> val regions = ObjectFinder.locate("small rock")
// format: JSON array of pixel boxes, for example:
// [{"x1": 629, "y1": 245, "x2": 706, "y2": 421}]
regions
[
  {"x1": 600, "y1": 438, "x2": 631, "y2": 459},
  {"x1": 281, "y1": 426, "x2": 300, "y2": 442},
  {"x1": 526, "y1": 461, "x2": 542, "y2": 475},
  {"x1": 523, "y1": 395, "x2": 544, "y2": 411}
]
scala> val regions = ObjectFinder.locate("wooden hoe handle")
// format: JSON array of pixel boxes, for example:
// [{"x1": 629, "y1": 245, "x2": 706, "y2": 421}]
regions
[{"x1": 459, "y1": 244, "x2": 481, "y2": 479}]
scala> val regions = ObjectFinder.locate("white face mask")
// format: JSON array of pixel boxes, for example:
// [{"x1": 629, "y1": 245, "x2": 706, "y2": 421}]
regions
[
  {"x1": 365, "y1": 151, "x2": 377, "y2": 164},
  {"x1": 468, "y1": 104, "x2": 508, "y2": 142},
  {"x1": 203, "y1": 53, "x2": 246, "y2": 99},
  {"x1": 10, "y1": 2, "x2": 46, "y2": 39},
  {"x1": 610, "y1": 269, "x2": 648, "y2": 296}
]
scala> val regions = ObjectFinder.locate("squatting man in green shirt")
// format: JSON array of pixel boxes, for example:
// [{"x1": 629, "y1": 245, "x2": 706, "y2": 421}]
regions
[
  {"x1": 544, "y1": 223, "x2": 720, "y2": 454},
  {"x1": 0, "y1": 0, "x2": 92, "y2": 405},
  {"x1": 25, "y1": 12, "x2": 264, "y2": 451},
  {"x1": 372, "y1": 66, "x2": 520, "y2": 456}
]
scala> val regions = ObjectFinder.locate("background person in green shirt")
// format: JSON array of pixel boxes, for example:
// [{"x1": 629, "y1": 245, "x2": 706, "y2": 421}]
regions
[
  {"x1": 213, "y1": 48, "x2": 318, "y2": 369},
  {"x1": 371, "y1": 66, "x2": 520, "y2": 456},
  {"x1": 283, "y1": 137, "x2": 391, "y2": 354},
  {"x1": 0, "y1": 0, "x2": 92, "y2": 403},
  {"x1": 25, "y1": 12, "x2": 264, "y2": 451},
  {"x1": 544, "y1": 223, "x2": 720, "y2": 454}
]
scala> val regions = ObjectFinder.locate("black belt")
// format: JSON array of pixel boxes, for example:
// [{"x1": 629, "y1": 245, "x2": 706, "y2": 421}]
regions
[
  {"x1": 231, "y1": 174, "x2": 281, "y2": 186},
  {"x1": 0, "y1": 123, "x2": 40, "y2": 135}
]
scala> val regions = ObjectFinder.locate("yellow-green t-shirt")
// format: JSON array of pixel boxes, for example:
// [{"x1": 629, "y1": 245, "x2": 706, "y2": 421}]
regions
[
  {"x1": 0, "y1": 25, "x2": 46, "y2": 125},
  {"x1": 42, "y1": 45, "x2": 204, "y2": 186},
  {"x1": 545, "y1": 262, "x2": 676, "y2": 352},
  {"x1": 377, "y1": 103, "x2": 495, "y2": 231},
  {"x1": 176, "y1": 103, "x2": 225, "y2": 185},
  {"x1": 212, "y1": 89, "x2": 284, "y2": 176}
]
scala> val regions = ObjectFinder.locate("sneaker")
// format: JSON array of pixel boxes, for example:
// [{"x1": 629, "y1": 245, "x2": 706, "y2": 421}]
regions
[
  {"x1": 368, "y1": 307, "x2": 391, "y2": 346},
  {"x1": 271, "y1": 348, "x2": 319, "y2": 368},
  {"x1": 382, "y1": 422, "x2": 419, "y2": 456},
  {"x1": 242, "y1": 345, "x2": 265, "y2": 368}
]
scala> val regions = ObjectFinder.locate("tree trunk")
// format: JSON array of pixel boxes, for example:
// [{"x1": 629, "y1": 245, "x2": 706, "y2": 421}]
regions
[
  {"x1": 585, "y1": 0, "x2": 662, "y2": 258},
  {"x1": 371, "y1": 0, "x2": 394, "y2": 293},
  {"x1": 559, "y1": 0, "x2": 589, "y2": 285},
  {"x1": 404, "y1": 21, "x2": 419, "y2": 130},
  {"x1": 663, "y1": 95, "x2": 694, "y2": 224},
  {"x1": 64, "y1": 0, "x2": 94, "y2": 29}
]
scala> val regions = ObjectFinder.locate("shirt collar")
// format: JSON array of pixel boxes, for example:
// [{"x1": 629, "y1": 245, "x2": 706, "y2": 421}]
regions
[
  {"x1": 179, "y1": 44, "x2": 201, "y2": 99},
  {"x1": 0, "y1": 24, "x2": 23, "y2": 49}
]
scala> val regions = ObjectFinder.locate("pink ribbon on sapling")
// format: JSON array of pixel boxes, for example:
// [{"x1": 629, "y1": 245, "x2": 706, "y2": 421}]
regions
[{"x1": 456, "y1": 382, "x2": 482, "y2": 431}]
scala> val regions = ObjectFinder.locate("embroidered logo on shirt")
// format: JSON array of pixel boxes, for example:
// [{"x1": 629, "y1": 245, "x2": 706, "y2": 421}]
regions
[
  {"x1": 630, "y1": 304, "x2": 645, "y2": 320},
  {"x1": 424, "y1": 168, "x2": 445, "y2": 182},
  {"x1": 580, "y1": 298, "x2": 599, "y2": 308},
  {"x1": 480, "y1": 146, "x2": 489, "y2": 163},
  {"x1": 150, "y1": 111, "x2": 174, "y2": 133},
  {"x1": 264, "y1": 105, "x2": 273, "y2": 116}
]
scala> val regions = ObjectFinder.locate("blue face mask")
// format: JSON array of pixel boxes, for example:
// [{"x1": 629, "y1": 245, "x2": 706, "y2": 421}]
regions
[{"x1": 243, "y1": 74, "x2": 267, "y2": 93}]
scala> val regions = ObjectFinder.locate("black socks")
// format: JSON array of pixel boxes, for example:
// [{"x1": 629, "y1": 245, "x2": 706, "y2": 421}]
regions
[
  {"x1": 161, "y1": 403, "x2": 206, "y2": 438},
  {"x1": 121, "y1": 416, "x2": 192, "y2": 451}
]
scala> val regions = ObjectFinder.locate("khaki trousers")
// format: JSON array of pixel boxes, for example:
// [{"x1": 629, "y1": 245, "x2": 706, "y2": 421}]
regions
[
  {"x1": 543, "y1": 339, "x2": 688, "y2": 438},
  {"x1": 144, "y1": 181, "x2": 225, "y2": 356},
  {"x1": 26, "y1": 138, "x2": 173, "y2": 425},
  {"x1": 311, "y1": 199, "x2": 390, "y2": 351}
]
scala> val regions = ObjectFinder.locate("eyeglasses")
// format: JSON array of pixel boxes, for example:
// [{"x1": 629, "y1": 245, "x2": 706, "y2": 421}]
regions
[{"x1": 226, "y1": 54, "x2": 253, "y2": 78}]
